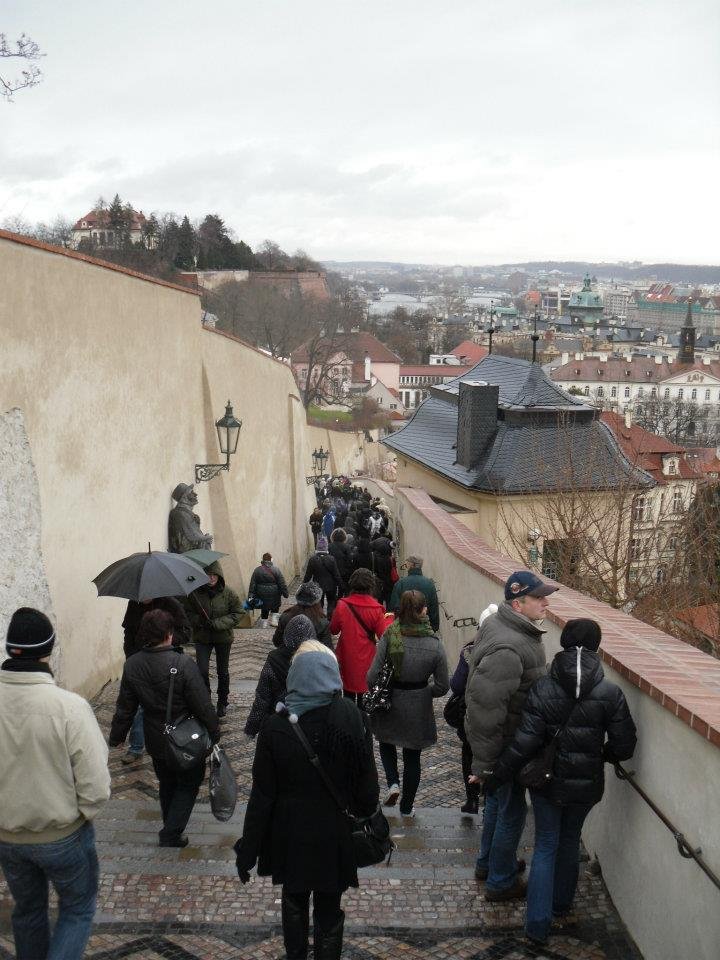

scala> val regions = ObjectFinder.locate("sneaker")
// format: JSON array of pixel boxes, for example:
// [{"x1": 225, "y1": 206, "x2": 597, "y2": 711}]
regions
[
  {"x1": 270, "y1": 612, "x2": 280, "y2": 626},
  {"x1": 384, "y1": 784, "x2": 400, "y2": 807},
  {"x1": 475, "y1": 858, "x2": 526, "y2": 882},
  {"x1": 159, "y1": 835, "x2": 189, "y2": 848},
  {"x1": 400, "y1": 807, "x2": 415, "y2": 818},
  {"x1": 258, "y1": 618, "x2": 268, "y2": 629},
  {"x1": 461, "y1": 799, "x2": 479, "y2": 815},
  {"x1": 485, "y1": 878, "x2": 527, "y2": 902},
  {"x1": 121, "y1": 750, "x2": 143, "y2": 765}
]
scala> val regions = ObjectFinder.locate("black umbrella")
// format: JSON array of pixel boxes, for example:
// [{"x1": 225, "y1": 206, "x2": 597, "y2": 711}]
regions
[{"x1": 93, "y1": 546, "x2": 210, "y2": 602}]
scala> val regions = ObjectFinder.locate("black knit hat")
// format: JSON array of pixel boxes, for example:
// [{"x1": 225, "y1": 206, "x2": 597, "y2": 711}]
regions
[
  {"x1": 6, "y1": 608, "x2": 56, "y2": 659},
  {"x1": 560, "y1": 618, "x2": 601, "y2": 651}
]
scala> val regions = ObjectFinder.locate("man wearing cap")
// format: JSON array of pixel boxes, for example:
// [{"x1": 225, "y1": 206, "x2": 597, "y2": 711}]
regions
[
  {"x1": 465, "y1": 571, "x2": 558, "y2": 901},
  {"x1": 389, "y1": 556, "x2": 440, "y2": 633},
  {"x1": 0, "y1": 608, "x2": 111, "y2": 958}
]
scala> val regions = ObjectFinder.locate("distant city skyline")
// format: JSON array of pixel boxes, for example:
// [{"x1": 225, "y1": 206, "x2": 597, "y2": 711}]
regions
[{"x1": 2, "y1": 0, "x2": 718, "y2": 264}]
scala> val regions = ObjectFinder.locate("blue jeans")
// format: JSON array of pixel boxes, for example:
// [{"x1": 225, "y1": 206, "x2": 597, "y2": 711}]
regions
[
  {"x1": 128, "y1": 705, "x2": 144, "y2": 754},
  {"x1": 0, "y1": 821, "x2": 99, "y2": 960},
  {"x1": 526, "y1": 793, "x2": 594, "y2": 942},
  {"x1": 476, "y1": 780, "x2": 527, "y2": 892}
]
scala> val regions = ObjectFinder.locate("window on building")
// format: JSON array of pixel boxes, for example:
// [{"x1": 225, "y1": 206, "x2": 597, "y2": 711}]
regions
[
  {"x1": 628, "y1": 567, "x2": 639, "y2": 583},
  {"x1": 678, "y1": 388, "x2": 684, "y2": 400},
  {"x1": 630, "y1": 538, "x2": 642, "y2": 561},
  {"x1": 583, "y1": 386, "x2": 590, "y2": 396},
  {"x1": 611, "y1": 386, "x2": 617, "y2": 398},
  {"x1": 691, "y1": 388, "x2": 697, "y2": 400},
  {"x1": 664, "y1": 387, "x2": 670, "y2": 398},
  {"x1": 651, "y1": 387, "x2": 657, "y2": 398},
  {"x1": 656, "y1": 566, "x2": 667, "y2": 584},
  {"x1": 637, "y1": 386, "x2": 644, "y2": 398},
  {"x1": 597, "y1": 386, "x2": 604, "y2": 397},
  {"x1": 632, "y1": 497, "x2": 648, "y2": 523},
  {"x1": 624, "y1": 386, "x2": 631, "y2": 398},
  {"x1": 705, "y1": 389, "x2": 711, "y2": 401},
  {"x1": 672, "y1": 489, "x2": 683, "y2": 513}
]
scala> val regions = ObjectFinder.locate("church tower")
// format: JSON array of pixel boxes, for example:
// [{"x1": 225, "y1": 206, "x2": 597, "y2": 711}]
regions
[{"x1": 677, "y1": 297, "x2": 696, "y2": 365}]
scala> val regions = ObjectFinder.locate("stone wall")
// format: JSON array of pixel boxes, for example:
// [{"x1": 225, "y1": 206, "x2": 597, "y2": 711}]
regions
[
  {"x1": 392, "y1": 484, "x2": 720, "y2": 960},
  {"x1": 305, "y1": 424, "x2": 386, "y2": 479},
  {"x1": 0, "y1": 232, "x2": 316, "y2": 695}
]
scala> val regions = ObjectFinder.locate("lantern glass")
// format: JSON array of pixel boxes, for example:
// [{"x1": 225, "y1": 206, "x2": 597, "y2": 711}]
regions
[{"x1": 215, "y1": 401, "x2": 242, "y2": 455}]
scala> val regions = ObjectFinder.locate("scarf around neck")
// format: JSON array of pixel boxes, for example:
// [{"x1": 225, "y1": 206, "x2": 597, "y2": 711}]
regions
[
  {"x1": 285, "y1": 649, "x2": 342, "y2": 718},
  {"x1": 384, "y1": 616, "x2": 435, "y2": 674}
]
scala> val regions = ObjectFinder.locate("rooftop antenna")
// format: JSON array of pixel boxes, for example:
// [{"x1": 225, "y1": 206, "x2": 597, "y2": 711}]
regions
[{"x1": 531, "y1": 308, "x2": 540, "y2": 363}]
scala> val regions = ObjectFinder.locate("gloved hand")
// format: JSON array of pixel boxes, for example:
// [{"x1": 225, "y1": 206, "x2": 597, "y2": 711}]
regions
[{"x1": 234, "y1": 839, "x2": 253, "y2": 883}]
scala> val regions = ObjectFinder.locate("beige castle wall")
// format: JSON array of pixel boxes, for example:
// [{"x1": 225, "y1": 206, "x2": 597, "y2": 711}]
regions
[
  {"x1": 305, "y1": 424, "x2": 385, "y2": 479},
  {"x1": 0, "y1": 236, "x2": 316, "y2": 696}
]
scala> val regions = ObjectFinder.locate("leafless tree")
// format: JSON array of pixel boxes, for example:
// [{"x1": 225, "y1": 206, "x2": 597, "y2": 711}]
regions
[
  {"x1": 1, "y1": 32, "x2": 43, "y2": 102},
  {"x1": 497, "y1": 419, "x2": 720, "y2": 656}
]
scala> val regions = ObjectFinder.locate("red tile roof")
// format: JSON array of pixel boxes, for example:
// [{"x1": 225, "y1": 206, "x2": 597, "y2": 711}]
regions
[
  {"x1": 291, "y1": 331, "x2": 401, "y2": 365},
  {"x1": 72, "y1": 207, "x2": 148, "y2": 231},
  {"x1": 601, "y1": 412, "x2": 708, "y2": 483},
  {"x1": 450, "y1": 340, "x2": 488, "y2": 363}
]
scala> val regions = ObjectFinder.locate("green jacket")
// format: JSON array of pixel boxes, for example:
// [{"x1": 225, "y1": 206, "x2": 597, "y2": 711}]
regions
[
  {"x1": 389, "y1": 568, "x2": 440, "y2": 632},
  {"x1": 185, "y1": 561, "x2": 243, "y2": 645}
]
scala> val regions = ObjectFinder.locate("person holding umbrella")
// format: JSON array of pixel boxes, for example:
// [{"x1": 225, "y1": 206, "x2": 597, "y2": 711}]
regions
[{"x1": 185, "y1": 560, "x2": 243, "y2": 718}]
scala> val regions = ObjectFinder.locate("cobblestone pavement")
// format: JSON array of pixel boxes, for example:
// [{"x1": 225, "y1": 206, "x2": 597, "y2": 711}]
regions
[{"x1": 0, "y1": 605, "x2": 642, "y2": 959}]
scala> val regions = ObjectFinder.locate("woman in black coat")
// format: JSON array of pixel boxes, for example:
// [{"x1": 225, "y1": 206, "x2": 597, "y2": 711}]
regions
[
  {"x1": 329, "y1": 528, "x2": 354, "y2": 594},
  {"x1": 109, "y1": 609, "x2": 219, "y2": 847},
  {"x1": 492, "y1": 619, "x2": 637, "y2": 945},
  {"x1": 249, "y1": 552, "x2": 289, "y2": 627},
  {"x1": 303, "y1": 537, "x2": 344, "y2": 618},
  {"x1": 235, "y1": 640, "x2": 379, "y2": 960}
]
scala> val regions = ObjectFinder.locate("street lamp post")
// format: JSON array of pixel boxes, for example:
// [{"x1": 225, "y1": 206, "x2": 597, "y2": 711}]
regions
[
  {"x1": 305, "y1": 446, "x2": 330, "y2": 485},
  {"x1": 195, "y1": 401, "x2": 242, "y2": 483}
]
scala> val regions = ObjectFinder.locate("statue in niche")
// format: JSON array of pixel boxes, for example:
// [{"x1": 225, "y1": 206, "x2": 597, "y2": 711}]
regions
[{"x1": 168, "y1": 483, "x2": 213, "y2": 553}]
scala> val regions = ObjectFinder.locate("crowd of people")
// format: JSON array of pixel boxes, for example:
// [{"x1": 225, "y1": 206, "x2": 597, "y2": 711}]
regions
[{"x1": 0, "y1": 479, "x2": 637, "y2": 959}]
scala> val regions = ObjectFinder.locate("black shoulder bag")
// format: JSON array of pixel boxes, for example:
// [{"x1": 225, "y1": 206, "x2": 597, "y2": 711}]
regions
[
  {"x1": 517, "y1": 701, "x2": 577, "y2": 789},
  {"x1": 163, "y1": 657, "x2": 213, "y2": 771},
  {"x1": 286, "y1": 712, "x2": 394, "y2": 868},
  {"x1": 343, "y1": 602, "x2": 394, "y2": 715}
]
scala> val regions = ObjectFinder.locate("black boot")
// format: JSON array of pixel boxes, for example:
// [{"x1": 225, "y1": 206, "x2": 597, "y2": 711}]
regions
[
  {"x1": 281, "y1": 893, "x2": 309, "y2": 960},
  {"x1": 217, "y1": 701, "x2": 227, "y2": 720},
  {"x1": 313, "y1": 913, "x2": 345, "y2": 960}
]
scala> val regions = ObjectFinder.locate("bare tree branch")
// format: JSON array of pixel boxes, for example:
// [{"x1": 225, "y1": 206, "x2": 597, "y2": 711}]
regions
[{"x1": 0, "y1": 33, "x2": 44, "y2": 102}]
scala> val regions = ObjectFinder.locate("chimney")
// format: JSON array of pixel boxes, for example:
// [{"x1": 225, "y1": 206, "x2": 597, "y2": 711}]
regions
[
  {"x1": 456, "y1": 381, "x2": 499, "y2": 469},
  {"x1": 561, "y1": 352, "x2": 569, "y2": 365},
  {"x1": 624, "y1": 409, "x2": 633, "y2": 428},
  {"x1": 599, "y1": 354, "x2": 608, "y2": 362},
  {"x1": 702, "y1": 355, "x2": 711, "y2": 366},
  {"x1": 655, "y1": 354, "x2": 662, "y2": 364},
  {"x1": 364, "y1": 354, "x2": 371, "y2": 382}
]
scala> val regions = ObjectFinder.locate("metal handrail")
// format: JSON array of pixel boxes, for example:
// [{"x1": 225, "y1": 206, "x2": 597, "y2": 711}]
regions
[{"x1": 614, "y1": 763, "x2": 720, "y2": 891}]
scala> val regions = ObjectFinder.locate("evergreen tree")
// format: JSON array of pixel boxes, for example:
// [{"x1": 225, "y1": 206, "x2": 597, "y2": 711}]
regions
[
  {"x1": 174, "y1": 216, "x2": 197, "y2": 269},
  {"x1": 197, "y1": 213, "x2": 236, "y2": 269}
]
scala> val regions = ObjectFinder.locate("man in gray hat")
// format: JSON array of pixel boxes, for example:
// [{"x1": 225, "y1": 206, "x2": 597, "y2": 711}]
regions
[{"x1": 168, "y1": 482, "x2": 213, "y2": 553}]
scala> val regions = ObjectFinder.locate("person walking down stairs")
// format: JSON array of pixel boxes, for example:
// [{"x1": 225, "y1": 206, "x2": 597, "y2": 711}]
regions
[{"x1": 249, "y1": 553, "x2": 289, "y2": 628}]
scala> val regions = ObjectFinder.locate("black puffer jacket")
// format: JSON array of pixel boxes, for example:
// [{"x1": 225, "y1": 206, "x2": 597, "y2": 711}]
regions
[
  {"x1": 329, "y1": 540, "x2": 354, "y2": 587},
  {"x1": 249, "y1": 562, "x2": 289, "y2": 612},
  {"x1": 303, "y1": 553, "x2": 343, "y2": 596},
  {"x1": 494, "y1": 647, "x2": 637, "y2": 806},
  {"x1": 109, "y1": 645, "x2": 219, "y2": 760}
]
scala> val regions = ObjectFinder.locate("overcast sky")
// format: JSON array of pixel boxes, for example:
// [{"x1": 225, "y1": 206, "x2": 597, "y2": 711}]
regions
[{"x1": 2, "y1": 0, "x2": 718, "y2": 264}]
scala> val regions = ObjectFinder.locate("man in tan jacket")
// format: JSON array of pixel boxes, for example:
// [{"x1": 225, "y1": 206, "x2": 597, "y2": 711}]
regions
[{"x1": 0, "y1": 608, "x2": 111, "y2": 960}]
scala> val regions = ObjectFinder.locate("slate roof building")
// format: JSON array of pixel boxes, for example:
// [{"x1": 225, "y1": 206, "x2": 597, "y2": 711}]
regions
[{"x1": 383, "y1": 354, "x2": 654, "y2": 577}]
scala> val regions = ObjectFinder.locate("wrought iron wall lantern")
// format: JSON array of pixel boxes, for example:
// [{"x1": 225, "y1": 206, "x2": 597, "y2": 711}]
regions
[
  {"x1": 305, "y1": 446, "x2": 329, "y2": 485},
  {"x1": 195, "y1": 400, "x2": 242, "y2": 483}
]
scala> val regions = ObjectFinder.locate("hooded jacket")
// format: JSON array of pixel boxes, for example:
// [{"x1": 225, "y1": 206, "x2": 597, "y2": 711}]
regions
[
  {"x1": 185, "y1": 561, "x2": 243, "y2": 645},
  {"x1": 303, "y1": 551, "x2": 343, "y2": 596},
  {"x1": 494, "y1": 647, "x2": 637, "y2": 805},
  {"x1": 464, "y1": 602, "x2": 547, "y2": 772}
]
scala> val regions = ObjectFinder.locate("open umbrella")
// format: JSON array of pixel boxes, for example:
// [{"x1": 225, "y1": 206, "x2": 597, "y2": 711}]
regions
[
  {"x1": 93, "y1": 546, "x2": 210, "y2": 602},
  {"x1": 182, "y1": 548, "x2": 228, "y2": 568}
]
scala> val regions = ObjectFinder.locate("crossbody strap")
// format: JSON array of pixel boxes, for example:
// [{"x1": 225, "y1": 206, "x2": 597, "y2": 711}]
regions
[
  {"x1": 343, "y1": 601, "x2": 376, "y2": 644},
  {"x1": 283, "y1": 710, "x2": 348, "y2": 814},
  {"x1": 164, "y1": 655, "x2": 181, "y2": 730}
]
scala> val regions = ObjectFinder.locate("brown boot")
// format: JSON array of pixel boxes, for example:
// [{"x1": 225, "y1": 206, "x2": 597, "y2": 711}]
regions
[{"x1": 485, "y1": 878, "x2": 527, "y2": 902}]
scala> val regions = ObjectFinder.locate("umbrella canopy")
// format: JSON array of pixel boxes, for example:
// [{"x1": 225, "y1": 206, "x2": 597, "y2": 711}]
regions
[
  {"x1": 93, "y1": 550, "x2": 210, "y2": 602},
  {"x1": 182, "y1": 549, "x2": 228, "y2": 569}
]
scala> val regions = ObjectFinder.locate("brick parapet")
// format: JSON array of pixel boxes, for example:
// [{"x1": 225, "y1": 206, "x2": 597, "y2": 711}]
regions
[{"x1": 397, "y1": 485, "x2": 720, "y2": 748}]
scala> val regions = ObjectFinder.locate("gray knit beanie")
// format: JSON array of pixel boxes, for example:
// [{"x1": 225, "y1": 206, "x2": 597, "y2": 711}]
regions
[{"x1": 283, "y1": 614, "x2": 318, "y2": 651}]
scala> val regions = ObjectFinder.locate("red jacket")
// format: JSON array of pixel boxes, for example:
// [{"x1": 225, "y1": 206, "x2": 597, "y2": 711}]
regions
[{"x1": 330, "y1": 594, "x2": 393, "y2": 693}]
